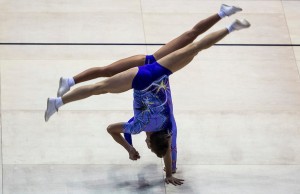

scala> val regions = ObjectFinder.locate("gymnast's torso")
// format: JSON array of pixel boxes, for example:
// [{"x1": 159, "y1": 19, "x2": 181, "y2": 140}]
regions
[
  {"x1": 122, "y1": 53, "x2": 178, "y2": 134},
  {"x1": 123, "y1": 74, "x2": 175, "y2": 134}
]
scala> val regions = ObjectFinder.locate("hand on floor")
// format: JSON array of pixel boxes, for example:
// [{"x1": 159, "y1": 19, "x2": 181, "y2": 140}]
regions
[{"x1": 165, "y1": 176, "x2": 184, "y2": 186}]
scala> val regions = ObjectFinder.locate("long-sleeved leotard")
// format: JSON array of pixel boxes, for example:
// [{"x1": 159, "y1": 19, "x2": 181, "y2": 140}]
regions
[{"x1": 123, "y1": 55, "x2": 177, "y2": 171}]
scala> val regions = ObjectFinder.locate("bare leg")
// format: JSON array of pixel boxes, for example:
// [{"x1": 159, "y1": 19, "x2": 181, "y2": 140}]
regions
[
  {"x1": 153, "y1": 14, "x2": 221, "y2": 60},
  {"x1": 158, "y1": 28, "x2": 229, "y2": 73},
  {"x1": 57, "y1": 55, "x2": 145, "y2": 97},
  {"x1": 71, "y1": 14, "x2": 221, "y2": 84},
  {"x1": 73, "y1": 14, "x2": 220, "y2": 84},
  {"x1": 62, "y1": 67, "x2": 138, "y2": 104},
  {"x1": 73, "y1": 55, "x2": 145, "y2": 84}
]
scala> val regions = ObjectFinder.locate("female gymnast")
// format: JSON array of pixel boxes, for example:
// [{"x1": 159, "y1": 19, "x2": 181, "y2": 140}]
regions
[{"x1": 45, "y1": 4, "x2": 250, "y2": 186}]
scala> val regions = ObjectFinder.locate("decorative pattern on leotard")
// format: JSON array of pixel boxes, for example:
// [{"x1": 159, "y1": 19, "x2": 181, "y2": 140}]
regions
[{"x1": 123, "y1": 75, "x2": 173, "y2": 134}]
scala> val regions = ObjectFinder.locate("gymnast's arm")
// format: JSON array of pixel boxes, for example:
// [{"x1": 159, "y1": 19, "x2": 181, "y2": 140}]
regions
[
  {"x1": 107, "y1": 123, "x2": 140, "y2": 160},
  {"x1": 163, "y1": 138, "x2": 184, "y2": 185}
]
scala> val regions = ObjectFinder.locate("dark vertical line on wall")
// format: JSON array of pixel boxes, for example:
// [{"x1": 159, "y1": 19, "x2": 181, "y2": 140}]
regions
[
  {"x1": 139, "y1": 0, "x2": 148, "y2": 54},
  {"x1": 281, "y1": 0, "x2": 300, "y2": 80},
  {"x1": 0, "y1": 64, "x2": 3, "y2": 194},
  {"x1": 138, "y1": 3, "x2": 166, "y2": 191},
  {"x1": 161, "y1": 160, "x2": 167, "y2": 193}
]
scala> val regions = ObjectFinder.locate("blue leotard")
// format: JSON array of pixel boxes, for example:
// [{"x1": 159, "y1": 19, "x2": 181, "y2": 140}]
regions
[{"x1": 123, "y1": 55, "x2": 177, "y2": 170}]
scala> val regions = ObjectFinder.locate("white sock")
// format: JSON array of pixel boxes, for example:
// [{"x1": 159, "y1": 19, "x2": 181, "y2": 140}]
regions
[
  {"x1": 68, "y1": 77, "x2": 75, "y2": 87},
  {"x1": 218, "y1": 10, "x2": 226, "y2": 19},
  {"x1": 226, "y1": 24, "x2": 235, "y2": 33},
  {"x1": 55, "y1": 97, "x2": 64, "y2": 109}
]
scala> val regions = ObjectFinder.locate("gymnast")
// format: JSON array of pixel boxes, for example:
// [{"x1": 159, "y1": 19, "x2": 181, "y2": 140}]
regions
[{"x1": 45, "y1": 4, "x2": 250, "y2": 186}]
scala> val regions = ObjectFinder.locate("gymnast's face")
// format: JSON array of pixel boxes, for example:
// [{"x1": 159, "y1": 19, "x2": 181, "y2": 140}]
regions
[
  {"x1": 146, "y1": 138, "x2": 157, "y2": 155},
  {"x1": 145, "y1": 137, "x2": 151, "y2": 149}
]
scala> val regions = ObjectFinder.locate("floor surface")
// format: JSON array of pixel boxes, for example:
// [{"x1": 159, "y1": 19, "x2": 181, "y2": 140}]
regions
[{"x1": 1, "y1": 0, "x2": 300, "y2": 193}]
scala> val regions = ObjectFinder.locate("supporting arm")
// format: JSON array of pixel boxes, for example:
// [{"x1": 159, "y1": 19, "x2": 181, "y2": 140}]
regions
[{"x1": 163, "y1": 138, "x2": 184, "y2": 186}]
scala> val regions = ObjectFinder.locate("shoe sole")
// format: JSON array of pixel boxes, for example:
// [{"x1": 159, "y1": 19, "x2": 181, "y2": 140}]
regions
[
  {"x1": 222, "y1": 4, "x2": 243, "y2": 13},
  {"x1": 222, "y1": 4, "x2": 242, "y2": 10},
  {"x1": 234, "y1": 19, "x2": 251, "y2": 30},
  {"x1": 238, "y1": 19, "x2": 251, "y2": 28},
  {"x1": 233, "y1": 6, "x2": 242, "y2": 12},
  {"x1": 241, "y1": 19, "x2": 251, "y2": 27},
  {"x1": 57, "y1": 77, "x2": 63, "y2": 97},
  {"x1": 44, "y1": 98, "x2": 50, "y2": 122}
]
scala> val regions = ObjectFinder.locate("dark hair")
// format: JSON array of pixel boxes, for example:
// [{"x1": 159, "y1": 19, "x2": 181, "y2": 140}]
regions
[{"x1": 149, "y1": 130, "x2": 171, "y2": 158}]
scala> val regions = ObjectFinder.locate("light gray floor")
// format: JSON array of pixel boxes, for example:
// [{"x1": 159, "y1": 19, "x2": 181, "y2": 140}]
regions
[{"x1": 1, "y1": 0, "x2": 300, "y2": 193}]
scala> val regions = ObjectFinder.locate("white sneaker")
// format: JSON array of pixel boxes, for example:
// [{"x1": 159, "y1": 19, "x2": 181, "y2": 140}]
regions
[
  {"x1": 230, "y1": 19, "x2": 251, "y2": 31},
  {"x1": 44, "y1": 98, "x2": 58, "y2": 122},
  {"x1": 57, "y1": 77, "x2": 70, "y2": 97},
  {"x1": 220, "y1": 4, "x2": 242, "y2": 17}
]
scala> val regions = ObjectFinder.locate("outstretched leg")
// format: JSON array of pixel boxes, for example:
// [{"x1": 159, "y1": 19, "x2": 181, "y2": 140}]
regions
[
  {"x1": 158, "y1": 19, "x2": 250, "y2": 73},
  {"x1": 153, "y1": 14, "x2": 221, "y2": 60},
  {"x1": 45, "y1": 67, "x2": 138, "y2": 121},
  {"x1": 62, "y1": 67, "x2": 138, "y2": 104},
  {"x1": 73, "y1": 55, "x2": 146, "y2": 83},
  {"x1": 58, "y1": 12, "x2": 221, "y2": 97},
  {"x1": 57, "y1": 55, "x2": 145, "y2": 97},
  {"x1": 57, "y1": 4, "x2": 242, "y2": 97},
  {"x1": 153, "y1": 4, "x2": 242, "y2": 60}
]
